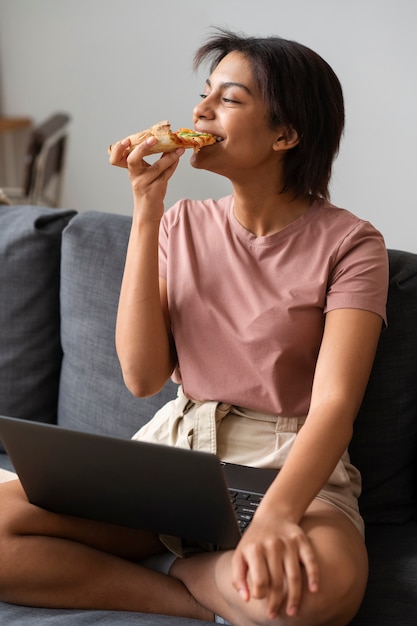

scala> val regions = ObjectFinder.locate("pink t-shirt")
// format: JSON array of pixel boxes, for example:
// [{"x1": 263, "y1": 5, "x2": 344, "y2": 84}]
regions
[{"x1": 159, "y1": 195, "x2": 388, "y2": 416}]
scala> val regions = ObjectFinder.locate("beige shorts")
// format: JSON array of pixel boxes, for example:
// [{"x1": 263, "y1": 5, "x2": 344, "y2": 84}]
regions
[
  {"x1": 0, "y1": 468, "x2": 17, "y2": 483},
  {"x1": 133, "y1": 386, "x2": 365, "y2": 543}
]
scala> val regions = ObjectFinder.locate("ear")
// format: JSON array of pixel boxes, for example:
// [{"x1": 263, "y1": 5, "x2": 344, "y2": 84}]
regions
[{"x1": 272, "y1": 127, "x2": 300, "y2": 151}]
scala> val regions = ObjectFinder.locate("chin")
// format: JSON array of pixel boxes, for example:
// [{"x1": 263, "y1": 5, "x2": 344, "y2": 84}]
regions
[
  {"x1": 189, "y1": 156, "x2": 229, "y2": 181},
  {"x1": 189, "y1": 148, "x2": 222, "y2": 172},
  {"x1": 189, "y1": 151, "x2": 207, "y2": 170}
]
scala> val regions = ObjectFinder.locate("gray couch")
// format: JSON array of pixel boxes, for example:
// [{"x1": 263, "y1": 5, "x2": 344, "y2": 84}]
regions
[{"x1": 0, "y1": 205, "x2": 416, "y2": 625}]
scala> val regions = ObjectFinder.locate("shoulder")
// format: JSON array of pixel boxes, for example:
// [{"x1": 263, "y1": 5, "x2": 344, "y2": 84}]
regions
[
  {"x1": 309, "y1": 200, "x2": 387, "y2": 264},
  {"x1": 311, "y1": 200, "x2": 382, "y2": 237}
]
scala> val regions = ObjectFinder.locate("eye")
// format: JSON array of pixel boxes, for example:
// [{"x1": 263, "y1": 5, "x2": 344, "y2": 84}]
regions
[
  {"x1": 222, "y1": 97, "x2": 239, "y2": 104},
  {"x1": 199, "y1": 93, "x2": 208, "y2": 100}
]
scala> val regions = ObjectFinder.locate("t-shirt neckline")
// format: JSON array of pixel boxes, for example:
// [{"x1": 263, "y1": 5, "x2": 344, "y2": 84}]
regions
[{"x1": 228, "y1": 195, "x2": 319, "y2": 247}]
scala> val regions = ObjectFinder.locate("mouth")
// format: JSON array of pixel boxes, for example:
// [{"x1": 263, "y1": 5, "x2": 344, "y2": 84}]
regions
[
  {"x1": 202, "y1": 133, "x2": 223, "y2": 143},
  {"x1": 195, "y1": 126, "x2": 224, "y2": 143}
]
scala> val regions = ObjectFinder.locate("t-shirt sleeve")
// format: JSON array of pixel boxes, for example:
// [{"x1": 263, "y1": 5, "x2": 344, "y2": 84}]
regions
[
  {"x1": 324, "y1": 220, "x2": 389, "y2": 326},
  {"x1": 158, "y1": 201, "x2": 184, "y2": 281}
]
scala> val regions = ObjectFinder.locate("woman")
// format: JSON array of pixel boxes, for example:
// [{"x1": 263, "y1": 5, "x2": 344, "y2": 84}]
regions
[{"x1": 0, "y1": 30, "x2": 387, "y2": 626}]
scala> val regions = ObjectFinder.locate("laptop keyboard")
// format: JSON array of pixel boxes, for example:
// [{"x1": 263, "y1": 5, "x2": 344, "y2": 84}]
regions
[{"x1": 228, "y1": 490, "x2": 263, "y2": 533}]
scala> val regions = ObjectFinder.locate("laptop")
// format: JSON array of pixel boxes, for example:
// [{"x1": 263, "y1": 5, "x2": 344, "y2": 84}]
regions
[{"x1": 0, "y1": 415, "x2": 277, "y2": 549}]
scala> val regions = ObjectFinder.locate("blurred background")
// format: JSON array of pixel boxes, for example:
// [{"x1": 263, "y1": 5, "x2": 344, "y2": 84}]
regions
[{"x1": 0, "y1": 0, "x2": 415, "y2": 251}]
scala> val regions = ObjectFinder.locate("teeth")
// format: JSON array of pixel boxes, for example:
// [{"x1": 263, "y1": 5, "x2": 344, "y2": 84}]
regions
[{"x1": 215, "y1": 136, "x2": 223, "y2": 142}]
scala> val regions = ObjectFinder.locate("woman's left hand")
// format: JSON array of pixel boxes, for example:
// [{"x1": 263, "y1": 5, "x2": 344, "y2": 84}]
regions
[{"x1": 231, "y1": 513, "x2": 319, "y2": 619}]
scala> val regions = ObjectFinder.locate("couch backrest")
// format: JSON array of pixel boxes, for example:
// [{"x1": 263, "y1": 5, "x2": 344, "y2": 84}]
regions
[
  {"x1": 0, "y1": 205, "x2": 76, "y2": 452},
  {"x1": 350, "y1": 249, "x2": 417, "y2": 524},
  {"x1": 57, "y1": 211, "x2": 177, "y2": 441}
]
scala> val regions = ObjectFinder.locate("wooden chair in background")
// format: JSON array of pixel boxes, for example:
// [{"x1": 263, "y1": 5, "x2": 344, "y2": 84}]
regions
[{"x1": 1, "y1": 113, "x2": 70, "y2": 208}]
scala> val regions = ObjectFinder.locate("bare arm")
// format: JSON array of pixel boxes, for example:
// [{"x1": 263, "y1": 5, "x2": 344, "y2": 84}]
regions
[
  {"x1": 232, "y1": 307, "x2": 383, "y2": 617},
  {"x1": 261, "y1": 307, "x2": 383, "y2": 523},
  {"x1": 110, "y1": 137, "x2": 184, "y2": 397}
]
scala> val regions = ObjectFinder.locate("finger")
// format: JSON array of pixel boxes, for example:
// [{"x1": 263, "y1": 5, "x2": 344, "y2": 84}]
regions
[
  {"x1": 245, "y1": 547, "x2": 270, "y2": 601},
  {"x1": 299, "y1": 539, "x2": 319, "y2": 594},
  {"x1": 261, "y1": 545, "x2": 286, "y2": 619},
  {"x1": 231, "y1": 553, "x2": 250, "y2": 602},
  {"x1": 126, "y1": 136, "x2": 158, "y2": 165},
  {"x1": 159, "y1": 148, "x2": 185, "y2": 179},
  {"x1": 282, "y1": 549, "x2": 303, "y2": 618},
  {"x1": 129, "y1": 146, "x2": 184, "y2": 183},
  {"x1": 108, "y1": 139, "x2": 131, "y2": 168}
]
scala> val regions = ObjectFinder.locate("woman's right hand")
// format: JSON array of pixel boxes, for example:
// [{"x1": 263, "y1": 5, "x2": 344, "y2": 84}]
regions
[{"x1": 109, "y1": 137, "x2": 184, "y2": 221}]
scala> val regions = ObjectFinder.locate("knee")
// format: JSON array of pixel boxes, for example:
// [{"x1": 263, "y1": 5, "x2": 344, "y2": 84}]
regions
[
  {"x1": 232, "y1": 558, "x2": 367, "y2": 626},
  {"x1": 307, "y1": 555, "x2": 368, "y2": 626},
  {"x1": 0, "y1": 479, "x2": 28, "y2": 534},
  {"x1": 0, "y1": 481, "x2": 29, "y2": 588}
]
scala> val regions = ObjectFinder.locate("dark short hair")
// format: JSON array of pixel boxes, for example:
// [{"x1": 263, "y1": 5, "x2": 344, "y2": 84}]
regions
[{"x1": 194, "y1": 29, "x2": 345, "y2": 201}]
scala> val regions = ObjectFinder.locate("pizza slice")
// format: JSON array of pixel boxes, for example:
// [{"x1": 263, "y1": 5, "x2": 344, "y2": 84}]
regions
[{"x1": 108, "y1": 120, "x2": 218, "y2": 155}]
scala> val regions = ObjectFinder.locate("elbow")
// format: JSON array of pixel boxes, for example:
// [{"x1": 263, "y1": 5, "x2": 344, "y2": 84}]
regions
[
  {"x1": 116, "y1": 341, "x2": 175, "y2": 398},
  {"x1": 120, "y1": 368, "x2": 169, "y2": 399}
]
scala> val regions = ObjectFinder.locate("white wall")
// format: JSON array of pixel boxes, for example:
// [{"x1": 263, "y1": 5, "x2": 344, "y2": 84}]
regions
[{"x1": 0, "y1": 0, "x2": 416, "y2": 251}]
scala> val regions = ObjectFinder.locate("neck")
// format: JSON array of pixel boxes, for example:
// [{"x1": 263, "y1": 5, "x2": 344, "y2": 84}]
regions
[{"x1": 232, "y1": 186, "x2": 312, "y2": 237}]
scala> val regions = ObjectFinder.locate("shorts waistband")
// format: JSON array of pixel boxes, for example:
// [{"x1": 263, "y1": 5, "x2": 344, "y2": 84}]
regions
[{"x1": 177, "y1": 386, "x2": 305, "y2": 454}]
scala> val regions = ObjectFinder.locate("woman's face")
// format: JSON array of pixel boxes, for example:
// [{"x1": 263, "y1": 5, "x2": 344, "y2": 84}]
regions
[{"x1": 190, "y1": 51, "x2": 281, "y2": 179}]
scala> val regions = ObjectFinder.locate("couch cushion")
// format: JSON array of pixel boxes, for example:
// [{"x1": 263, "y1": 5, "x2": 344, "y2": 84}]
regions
[
  {"x1": 350, "y1": 521, "x2": 417, "y2": 626},
  {"x1": 0, "y1": 452, "x2": 15, "y2": 472},
  {"x1": 350, "y1": 249, "x2": 417, "y2": 523},
  {"x1": 0, "y1": 205, "x2": 76, "y2": 452},
  {"x1": 0, "y1": 603, "x2": 212, "y2": 625},
  {"x1": 58, "y1": 211, "x2": 177, "y2": 439}
]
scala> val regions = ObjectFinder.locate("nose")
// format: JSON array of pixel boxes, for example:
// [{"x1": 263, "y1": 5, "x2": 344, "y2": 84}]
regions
[{"x1": 193, "y1": 97, "x2": 214, "y2": 122}]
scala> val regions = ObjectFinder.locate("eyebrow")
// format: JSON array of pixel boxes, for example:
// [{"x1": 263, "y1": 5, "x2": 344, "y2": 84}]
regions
[{"x1": 205, "y1": 78, "x2": 253, "y2": 95}]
